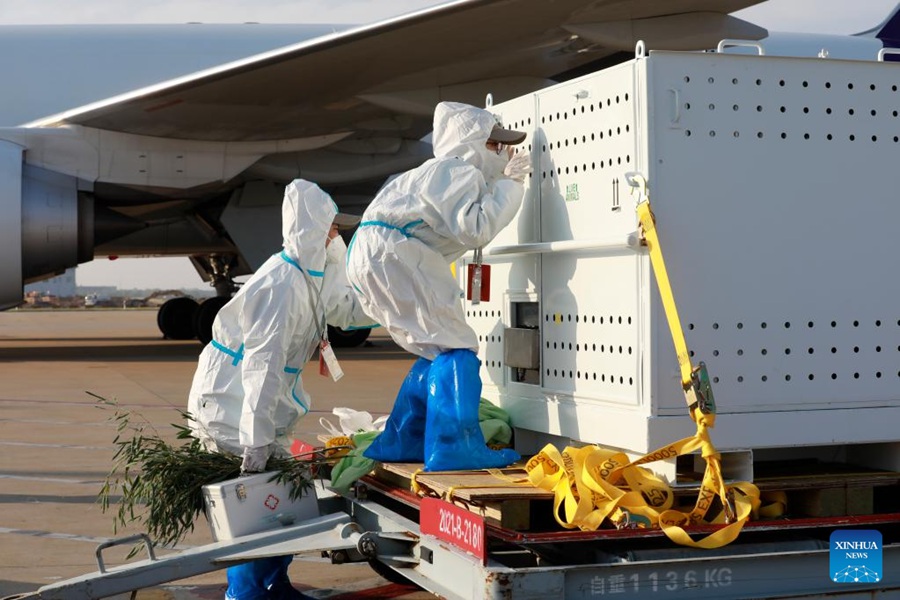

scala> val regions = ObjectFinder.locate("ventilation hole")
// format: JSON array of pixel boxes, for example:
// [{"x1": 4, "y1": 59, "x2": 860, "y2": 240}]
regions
[
  {"x1": 832, "y1": 373, "x2": 838, "y2": 380},
  {"x1": 831, "y1": 321, "x2": 837, "y2": 327},
  {"x1": 737, "y1": 349, "x2": 744, "y2": 356},
  {"x1": 785, "y1": 348, "x2": 792, "y2": 355},
  {"x1": 713, "y1": 322, "x2": 719, "y2": 330},
  {"x1": 848, "y1": 83, "x2": 854, "y2": 90},
  {"x1": 832, "y1": 347, "x2": 837, "y2": 353},
  {"x1": 877, "y1": 371, "x2": 883, "y2": 378},
  {"x1": 784, "y1": 321, "x2": 791, "y2": 329},
  {"x1": 785, "y1": 375, "x2": 791, "y2": 381},
  {"x1": 849, "y1": 108, "x2": 855, "y2": 115},
  {"x1": 876, "y1": 320, "x2": 882, "y2": 326},
  {"x1": 713, "y1": 350, "x2": 720, "y2": 357},
  {"x1": 808, "y1": 348, "x2": 815, "y2": 354},
  {"x1": 854, "y1": 346, "x2": 860, "y2": 353},
  {"x1": 854, "y1": 372, "x2": 860, "y2": 379},
  {"x1": 761, "y1": 322, "x2": 767, "y2": 329},
  {"x1": 854, "y1": 320, "x2": 860, "y2": 327},
  {"x1": 761, "y1": 349, "x2": 767, "y2": 355}
]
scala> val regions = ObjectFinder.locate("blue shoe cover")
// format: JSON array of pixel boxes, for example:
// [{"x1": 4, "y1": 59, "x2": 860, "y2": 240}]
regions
[
  {"x1": 225, "y1": 556, "x2": 293, "y2": 600},
  {"x1": 424, "y1": 349, "x2": 521, "y2": 472},
  {"x1": 364, "y1": 357, "x2": 431, "y2": 463}
]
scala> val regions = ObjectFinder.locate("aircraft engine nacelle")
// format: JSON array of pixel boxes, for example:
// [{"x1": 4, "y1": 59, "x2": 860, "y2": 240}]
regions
[{"x1": 0, "y1": 140, "x2": 93, "y2": 309}]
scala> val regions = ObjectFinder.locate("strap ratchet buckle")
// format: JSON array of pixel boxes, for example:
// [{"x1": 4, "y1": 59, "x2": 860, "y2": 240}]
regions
[{"x1": 685, "y1": 362, "x2": 717, "y2": 415}]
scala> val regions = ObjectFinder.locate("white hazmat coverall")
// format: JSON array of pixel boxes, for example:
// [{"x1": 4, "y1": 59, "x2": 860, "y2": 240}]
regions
[
  {"x1": 187, "y1": 179, "x2": 370, "y2": 465},
  {"x1": 347, "y1": 101, "x2": 524, "y2": 472},
  {"x1": 346, "y1": 101, "x2": 524, "y2": 360}
]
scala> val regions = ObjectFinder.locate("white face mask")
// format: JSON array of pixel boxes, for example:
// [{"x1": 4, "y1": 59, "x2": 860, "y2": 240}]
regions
[{"x1": 478, "y1": 145, "x2": 510, "y2": 183}]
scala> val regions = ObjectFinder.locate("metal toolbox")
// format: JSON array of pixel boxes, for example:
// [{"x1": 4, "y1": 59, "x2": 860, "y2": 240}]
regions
[{"x1": 202, "y1": 472, "x2": 319, "y2": 541}]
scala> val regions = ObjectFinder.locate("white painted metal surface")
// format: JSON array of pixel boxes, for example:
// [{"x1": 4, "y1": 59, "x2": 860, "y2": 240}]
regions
[{"x1": 469, "y1": 49, "x2": 900, "y2": 462}]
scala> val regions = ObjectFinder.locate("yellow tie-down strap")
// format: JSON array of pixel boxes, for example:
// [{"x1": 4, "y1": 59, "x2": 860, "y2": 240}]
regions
[
  {"x1": 526, "y1": 174, "x2": 763, "y2": 548},
  {"x1": 525, "y1": 440, "x2": 762, "y2": 549}
]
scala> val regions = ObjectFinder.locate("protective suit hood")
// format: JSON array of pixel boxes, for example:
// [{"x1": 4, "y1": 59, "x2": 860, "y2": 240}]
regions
[
  {"x1": 432, "y1": 102, "x2": 507, "y2": 180},
  {"x1": 281, "y1": 179, "x2": 336, "y2": 274}
]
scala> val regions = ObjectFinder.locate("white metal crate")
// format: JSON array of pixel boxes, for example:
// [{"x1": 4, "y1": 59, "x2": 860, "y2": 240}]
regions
[{"x1": 465, "y1": 48, "x2": 900, "y2": 469}]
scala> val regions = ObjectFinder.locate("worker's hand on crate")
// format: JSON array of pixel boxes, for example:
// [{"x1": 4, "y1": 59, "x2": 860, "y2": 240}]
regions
[{"x1": 240, "y1": 445, "x2": 271, "y2": 474}]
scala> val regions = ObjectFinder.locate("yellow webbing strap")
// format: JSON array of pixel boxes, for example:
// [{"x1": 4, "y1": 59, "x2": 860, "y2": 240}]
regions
[
  {"x1": 527, "y1": 176, "x2": 760, "y2": 548},
  {"x1": 636, "y1": 200, "x2": 694, "y2": 392},
  {"x1": 525, "y1": 442, "x2": 761, "y2": 548}
]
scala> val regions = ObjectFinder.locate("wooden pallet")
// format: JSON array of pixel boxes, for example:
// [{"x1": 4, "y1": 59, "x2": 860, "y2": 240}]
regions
[
  {"x1": 373, "y1": 463, "x2": 550, "y2": 529},
  {"x1": 372, "y1": 460, "x2": 900, "y2": 529}
]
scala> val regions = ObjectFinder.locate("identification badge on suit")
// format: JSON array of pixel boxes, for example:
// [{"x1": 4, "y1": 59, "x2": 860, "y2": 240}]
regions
[{"x1": 319, "y1": 340, "x2": 344, "y2": 382}]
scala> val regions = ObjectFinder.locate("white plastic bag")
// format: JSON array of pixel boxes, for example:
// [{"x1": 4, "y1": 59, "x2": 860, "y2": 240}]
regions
[{"x1": 318, "y1": 407, "x2": 387, "y2": 443}]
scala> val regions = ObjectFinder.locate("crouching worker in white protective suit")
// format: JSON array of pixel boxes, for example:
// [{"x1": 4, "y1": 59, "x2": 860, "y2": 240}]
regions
[
  {"x1": 187, "y1": 179, "x2": 374, "y2": 600},
  {"x1": 347, "y1": 101, "x2": 532, "y2": 472}
]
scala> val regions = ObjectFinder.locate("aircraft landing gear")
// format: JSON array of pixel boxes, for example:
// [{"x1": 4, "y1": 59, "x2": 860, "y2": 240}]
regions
[
  {"x1": 157, "y1": 296, "x2": 200, "y2": 340},
  {"x1": 192, "y1": 254, "x2": 238, "y2": 346},
  {"x1": 194, "y1": 296, "x2": 231, "y2": 346}
]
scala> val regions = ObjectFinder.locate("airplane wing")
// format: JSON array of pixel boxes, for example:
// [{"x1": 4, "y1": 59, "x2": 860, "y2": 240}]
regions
[
  {"x1": 30, "y1": 0, "x2": 766, "y2": 142},
  {"x1": 0, "y1": 0, "x2": 766, "y2": 315}
]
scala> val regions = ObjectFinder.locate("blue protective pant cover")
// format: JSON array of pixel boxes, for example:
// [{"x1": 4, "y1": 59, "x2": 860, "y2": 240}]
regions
[
  {"x1": 225, "y1": 556, "x2": 304, "y2": 600},
  {"x1": 423, "y1": 349, "x2": 520, "y2": 472},
  {"x1": 363, "y1": 357, "x2": 432, "y2": 462}
]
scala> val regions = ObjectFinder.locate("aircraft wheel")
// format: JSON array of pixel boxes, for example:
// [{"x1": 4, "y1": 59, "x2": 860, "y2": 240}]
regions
[
  {"x1": 194, "y1": 296, "x2": 232, "y2": 346},
  {"x1": 327, "y1": 325, "x2": 371, "y2": 348},
  {"x1": 156, "y1": 297, "x2": 199, "y2": 340}
]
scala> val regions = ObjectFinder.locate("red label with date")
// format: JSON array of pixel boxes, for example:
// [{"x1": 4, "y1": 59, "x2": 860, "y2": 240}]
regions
[{"x1": 420, "y1": 497, "x2": 485, "y2": 563}]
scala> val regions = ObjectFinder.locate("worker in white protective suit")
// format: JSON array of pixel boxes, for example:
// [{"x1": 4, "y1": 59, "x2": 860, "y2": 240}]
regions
[
  {"x1": 347, "y1": 101, "x2": 531, "y2": 472},
  {"x1": 187, "y1": 179, "x2": 373, "y2": 600}
]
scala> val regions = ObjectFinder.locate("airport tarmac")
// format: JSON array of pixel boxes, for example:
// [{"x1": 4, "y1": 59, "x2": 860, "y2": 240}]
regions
[{"x1": 0, "y1": 309, "x2": 435, "y2": 599}]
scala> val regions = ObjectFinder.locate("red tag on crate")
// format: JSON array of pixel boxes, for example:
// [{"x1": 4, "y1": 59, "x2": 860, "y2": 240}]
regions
[{"x1": 466, "y1": 263, "x2": 491, "y2": 302}]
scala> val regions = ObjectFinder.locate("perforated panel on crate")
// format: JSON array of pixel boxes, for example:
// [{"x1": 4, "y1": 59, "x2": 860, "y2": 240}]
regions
[
  {"x1": 536, "y1": 63, "x2": 642, "y2": 405},
  {"x1": 463, "y1": 94, "x2": 540, "y2": 392},
  {"x1": 645, "y1": 51, "x2": 900, "y2": 415}
]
